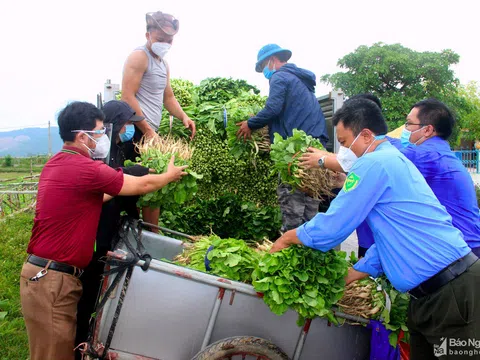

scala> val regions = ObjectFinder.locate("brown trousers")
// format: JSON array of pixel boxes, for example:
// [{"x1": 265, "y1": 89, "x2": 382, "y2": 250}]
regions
[{"x1": 20, "y1": 262, "x2": 83, "y2": 360}]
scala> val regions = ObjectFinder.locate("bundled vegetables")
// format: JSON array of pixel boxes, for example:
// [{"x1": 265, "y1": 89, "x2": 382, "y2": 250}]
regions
[
  {"x1": 252, "y1": 246, "x2": 349, "y2": 325},
  {"x1": 127, "y1": 136, "x2": 202, "y2": 208},
  {"x1": 174, "y1": 235, "x2": 261, "y2": 283},
  {"x1": 224, "y1": 92, "x2": 270, "y2": 159},
  {"x1": 270, "y1": 129, "x2": 337, "y2": 200},
  {"x1": 338, "y1": 253, "x2": 410, "y2": 346}
]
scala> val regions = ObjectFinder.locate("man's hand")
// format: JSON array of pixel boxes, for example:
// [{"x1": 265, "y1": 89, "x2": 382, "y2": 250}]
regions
[
  {"x1": 269, "y1": 229, "x2": 301, "y2": 253},
  {"x1": 332, "y1": 172, "x2": 347, "y2": 188},
  {"x1": 166, "y1": 155, "x2": 188, "y2": 182},
  {"x1": 236, "y1": 121, "x2": 252, "y2": 141},
  {"x1": 144, "y1": 128, "x2": 159, "y2": 141},
  {"x1": 345, "y1": 267, "x2": 369, "y2": 285},
  {"x1": 182, "y1": 116, "x2": 196, "y2": 140},
  {"x1": 299, "y1": 147, "x2": 330, "y2": 169}
]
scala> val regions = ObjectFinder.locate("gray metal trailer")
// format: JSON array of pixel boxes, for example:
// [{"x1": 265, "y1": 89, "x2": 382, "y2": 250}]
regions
[{"x1": 88, "y1": 221, "x2": 370, "y2": 360}]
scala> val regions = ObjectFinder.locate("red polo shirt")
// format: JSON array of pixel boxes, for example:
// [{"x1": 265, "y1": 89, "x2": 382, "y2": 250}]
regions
[{"x1": 27, "y1": 145, "x2": 124, "y2": 268}]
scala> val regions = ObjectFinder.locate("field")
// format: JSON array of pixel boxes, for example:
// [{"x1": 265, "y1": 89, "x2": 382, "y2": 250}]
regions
[{"x1": 0, "y1": 212, "x2": 33, "y2": 360}]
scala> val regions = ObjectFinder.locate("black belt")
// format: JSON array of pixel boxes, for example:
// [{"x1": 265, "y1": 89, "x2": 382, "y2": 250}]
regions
[
  {"x1": 409, "y1": 252, "x2": 478, "y2": 299},
  {"x1": 27, "y1": 254, "x2": 83, "y2": 278}
]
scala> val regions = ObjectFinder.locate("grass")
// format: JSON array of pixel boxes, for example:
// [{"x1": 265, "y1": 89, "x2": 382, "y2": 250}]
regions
[
  {"x1": 0, "y1": 211, "x2": 33, "y2": 360},
  {"x1": 0, "y1": 171, "x2": 40, "y2": 181}
]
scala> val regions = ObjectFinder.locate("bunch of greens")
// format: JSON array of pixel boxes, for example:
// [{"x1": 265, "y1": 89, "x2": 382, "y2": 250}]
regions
[
  {"x1": 174, "y1": 235, "x2": 261, "y2": 283},
  {"x1": 160, "y1": 194, "x2": 281, "y2": 242},
  {"x1": 270, "y1": 129, "x2": 335, "y2": 200},
  {"x1": 225, "y1": 93, "x2": 270, "y2": 159},
  {"x1": 377, "y1": 277, "x2": 410, "y2": 346},
  {"x1": 195, "y1": 78, "x2": 263, "y2": 136},
  {"x1": 341, "y1": 253, "x2": 410, "y2": 346},
  {"x1": 190, "y1": 128, "x2": 278, "y2": 207},
  {"x1": 126, "y1": 137, "x2": 202, "y2": 208},
  {"x1": 252, "y1": 246, "x2": 349, "y2": 325},
  {"x1": 158, "y1": 79, "x2": 198, "y2": 139},
  {"x1": 197, "y1": 77, "x2": 260, "y2": 104}
]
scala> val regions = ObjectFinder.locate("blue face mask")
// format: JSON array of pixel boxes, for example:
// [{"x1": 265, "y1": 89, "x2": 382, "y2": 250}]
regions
[
  {"x1": 263, "y1": 60, "x2": 276, "y2": 80},
  {"x1": 400, "y1": 127, "x2": 423, "y2": 147},
  {"x1": 119, "y1": 124, "x2": 135, "y2": 143}
]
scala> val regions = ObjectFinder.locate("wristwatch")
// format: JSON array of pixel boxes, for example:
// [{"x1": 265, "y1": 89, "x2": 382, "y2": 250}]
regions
[{"x1": 318, "y1": 155, "x2": 327, "y2": 169}]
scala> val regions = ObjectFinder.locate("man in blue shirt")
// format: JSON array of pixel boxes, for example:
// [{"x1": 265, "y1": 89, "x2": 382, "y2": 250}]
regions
[
  {"x1": 236, "y1": 44, "x2": 329, "y2": 232},
  {"x1": 271, "y1": 98, "x2": 480, "y2": 360},
  {"x1": 302, "y1": 96, "x2": 480, "y2": 258},
  {"x1": 401, "y1": 99, "x2": 480, "y2": 256}
]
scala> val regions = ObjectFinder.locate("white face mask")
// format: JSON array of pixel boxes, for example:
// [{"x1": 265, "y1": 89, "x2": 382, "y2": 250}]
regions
[
  {"x1": 151, "y1": 41, "x2": 171, "y2": 58},
  {"x1": 337, "y1": 132, "x2": 385, "y2": 173},
  {"x1": 337, "y1": 133, "x2": 361, "y2": 173},
  {"x1": 84, "y1": 133, "x2": 110, "y2": 159}
]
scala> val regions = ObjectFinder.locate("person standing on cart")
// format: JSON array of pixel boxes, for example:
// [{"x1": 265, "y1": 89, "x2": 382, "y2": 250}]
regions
[
  {"x1": 270, "y1": 98, "x2": 480, "y2": 360},
  {"x1": 236, "y1": 43, "x2": 329, "y2": 233},
  {"x1": 20, "y1": 101, "x2": 188, "y2": 360},
  {"x1": 75, "y1": 100, "x2": 151, "y2": 357},
  {"x1": 121, "y1": 11, "x2": 196, "y2": 230}
]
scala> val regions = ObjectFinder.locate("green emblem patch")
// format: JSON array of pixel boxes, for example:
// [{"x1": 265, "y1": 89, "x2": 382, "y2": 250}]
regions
[{"x1": 343, "y1": 172, "x2": 360, "y2": 192}]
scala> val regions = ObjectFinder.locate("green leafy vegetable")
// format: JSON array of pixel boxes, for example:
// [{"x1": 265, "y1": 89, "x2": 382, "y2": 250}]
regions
[
  {"x1": 252, "y1": 245, "x2": 349, "y2": 325},
  {"x1": 174, "y1": 235, "x2": 261, "y2": 283}
]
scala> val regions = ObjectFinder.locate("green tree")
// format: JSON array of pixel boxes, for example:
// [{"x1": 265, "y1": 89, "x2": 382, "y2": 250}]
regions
[
  {"x1": 3, "y1": 154, "x2": 13, "y2": 167},
  {"x1": 455, "y1": 81, "x2": 480, "y2": 143},
  {"x1": 321, "y1": 43, "x2": 461, "y2": 130}
]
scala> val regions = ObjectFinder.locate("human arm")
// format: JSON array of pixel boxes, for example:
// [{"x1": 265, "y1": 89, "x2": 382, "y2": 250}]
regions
[
  {"x1": 345, "y1": 267, "x2": 370, "y2": 285},
  {"x1": 295, "y1": 160, "x2": 388, "y2": 251},
  {"x1": 118, "y1": 156, "x2": 187, "y2": 196},
  {"x1": 121, "y1": 51, "x2": 157, "y2": 139},
  {"x1": 299, "y1": 147, "x2": 344, "y2": 173},
  {"x1": 163, "y1": 62, "x2": 196, "y2": 139},
  {"x1": 269, "y1": 229, "x2": 302, "y2": 253},
  {"x1": 244, "y1": 75, "x2": 288, "y2": 131},
  {"x1": 352, "y1": 244, "x2": 384, "y2": 278}
]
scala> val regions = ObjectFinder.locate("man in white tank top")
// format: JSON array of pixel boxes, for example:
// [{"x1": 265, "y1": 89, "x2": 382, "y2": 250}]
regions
[{"x1": 121, "y1": 11, "x2": 196, "y2": 228}]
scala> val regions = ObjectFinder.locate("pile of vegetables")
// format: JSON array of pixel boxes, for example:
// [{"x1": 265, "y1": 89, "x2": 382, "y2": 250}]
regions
[
  {"x1": 160, "y1": 194, "x2": 281, "y2": 242},
  {"x1": 270, "y1": 129, "x2": 337, "y2": 200},
  {"x1": 127, "y1": 136, "x2": 202, "y2": 208},
  {"x1": 252, "y1": 246, "x2": 349, "y2": 325},
  {"x1": 174, "y1": 235, "x2": 262, "y2": 283}
]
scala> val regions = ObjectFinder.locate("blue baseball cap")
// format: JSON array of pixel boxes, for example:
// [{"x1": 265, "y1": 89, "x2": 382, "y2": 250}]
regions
[{"x1": 255, "y1": 44, "x2": 292, "y2": 72}]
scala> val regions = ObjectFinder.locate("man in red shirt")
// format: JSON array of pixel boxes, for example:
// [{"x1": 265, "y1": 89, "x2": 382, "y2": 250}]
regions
[{"x1": 20, "y1": 101, "x2": 187, "y2": 360}]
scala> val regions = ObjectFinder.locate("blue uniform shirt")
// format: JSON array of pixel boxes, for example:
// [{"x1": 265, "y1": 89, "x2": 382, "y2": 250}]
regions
[
  {"x1": 402, "y1": 137, "x2": 480, "y2": 249},
  {"x1": 296, "y1": 141, "x2": 470, "y2": 292},
  {"x1": 357, "y1": 136, "x2": 403, "y2": 249}
]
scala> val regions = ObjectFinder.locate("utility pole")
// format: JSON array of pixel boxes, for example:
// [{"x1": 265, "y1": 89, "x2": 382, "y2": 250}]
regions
[{"x1": 48, "y1": 120, "x2": 52, "y2": 157}]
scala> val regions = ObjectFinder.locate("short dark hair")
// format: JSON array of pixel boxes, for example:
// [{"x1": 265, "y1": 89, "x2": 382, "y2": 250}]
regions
[
  {"x1": 57, "y1": 102, "x2": 104, "y2": 142},
  {"x1": 348, "y1": 93, "x2": 382, "y2": 109},
  {"x1": 274, "y1": 51, "x2": 290, "y2": 63},
  {"x1": 411, "y1": 98, "x2": 455, "y2": 140},
  {"x1": 333, "y1": 98, "x2": 388, "y2": 136}
]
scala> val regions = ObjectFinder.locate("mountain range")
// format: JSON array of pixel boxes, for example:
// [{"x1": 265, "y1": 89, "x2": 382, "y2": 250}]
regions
[{"x1": 0, "y1": 127, "x2": 63, "y2": 157}]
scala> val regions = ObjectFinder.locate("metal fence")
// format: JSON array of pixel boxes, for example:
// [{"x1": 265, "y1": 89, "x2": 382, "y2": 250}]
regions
[{"x1": 454, "y1": 149, "x2": 479, "y2": 174}]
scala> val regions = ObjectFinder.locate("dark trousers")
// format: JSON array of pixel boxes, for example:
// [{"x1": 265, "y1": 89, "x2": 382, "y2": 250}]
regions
[
  {"x1": 75, "y1": 249, "x2": 107, "y2": 360},
  {"x1": 408, "y1": 261, "x2": 480, "y2": 359}
]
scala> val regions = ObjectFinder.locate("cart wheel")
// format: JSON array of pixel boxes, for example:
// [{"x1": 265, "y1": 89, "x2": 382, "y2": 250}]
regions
[{"x1": 192, "y1": 336, "x2": 290, "y2": 360}]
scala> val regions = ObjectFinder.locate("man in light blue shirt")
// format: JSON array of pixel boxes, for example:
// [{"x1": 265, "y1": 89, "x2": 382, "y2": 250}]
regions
[{"x1": 271, "y1": 98, "x2": 480, "y2": 360}]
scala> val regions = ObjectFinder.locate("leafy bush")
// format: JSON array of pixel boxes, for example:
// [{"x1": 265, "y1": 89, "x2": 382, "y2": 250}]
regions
[{"x1": 3, "y1": 155, "x2": 13, "y2": 167}]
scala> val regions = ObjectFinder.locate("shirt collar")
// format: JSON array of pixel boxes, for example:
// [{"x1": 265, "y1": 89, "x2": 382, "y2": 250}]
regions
[
  {"x1": 62, "y1": 145, "x2": 91, "y2": 158},
  {"x1": 421, "y1": 136, "x2": 450, "y2": 149}
]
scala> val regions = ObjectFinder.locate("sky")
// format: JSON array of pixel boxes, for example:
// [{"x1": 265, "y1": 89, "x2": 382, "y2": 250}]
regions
[{"x1": 0, "y1": 0, "x2": 478, "y2": 132}]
